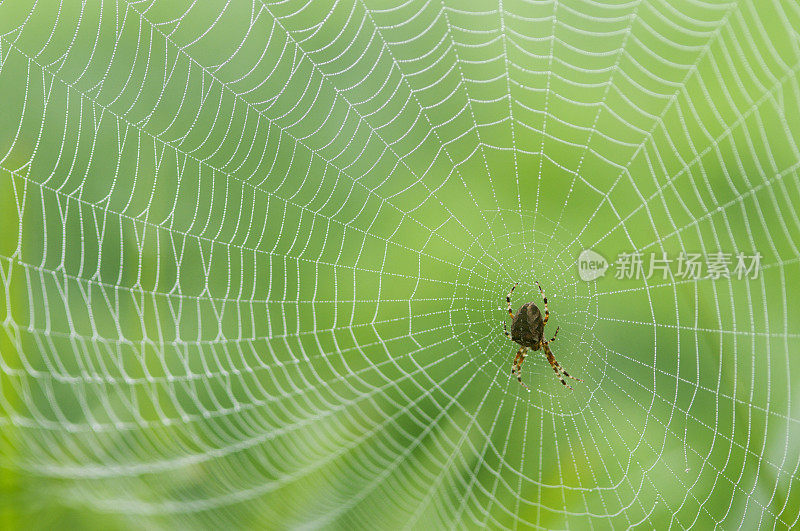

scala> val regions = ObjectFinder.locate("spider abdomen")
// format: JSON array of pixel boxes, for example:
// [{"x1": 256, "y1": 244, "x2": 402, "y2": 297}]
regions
[{"x1": 511, "y1": 302, "x2": 545, "y2": 350}]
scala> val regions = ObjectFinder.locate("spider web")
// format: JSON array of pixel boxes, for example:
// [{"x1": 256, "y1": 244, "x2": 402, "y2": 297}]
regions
[{"x1": 1, "y1": 0, "x2": 799, "y2": 528}]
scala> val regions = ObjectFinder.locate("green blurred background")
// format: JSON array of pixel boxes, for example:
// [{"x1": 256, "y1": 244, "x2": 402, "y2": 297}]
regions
[{"x1": 1, "y1": 0, "x2": 799, "y2": 528}]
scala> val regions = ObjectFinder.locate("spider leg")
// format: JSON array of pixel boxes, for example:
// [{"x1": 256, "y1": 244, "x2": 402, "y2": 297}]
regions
[
  {"x1": 510, "y1": 346, "x2": 530, "y2": 391},
  {"x1": 545, "y1": 341, "x2": 582, "y2": 383},
  {"x1": 535, "y1": 280, "x2": 549, "y2": 325},
  {"x1": 504, "y1": 321, "x2": 513, "y2": 340},
  {"x1": 542, "y1": 341, "x2": 573, "y2": 389},
  {"x1": 504, "y1": 283, "x2": 517, "y2": 341},
  {"x1": 511, "y1": 347, "x2": 523, "y2": 375},
  {"x1": 556, "y1": 361, "x2": 583, "y2": 383},
  {"x1": 506, "y1": 282, "x2": 517, "y2": 317},
  {"x1": 545, "y1": 339, "x2": 582, "y2": 382},
  {"x1": 548, "y1": 326, "x2": 560, "y2": 343}
]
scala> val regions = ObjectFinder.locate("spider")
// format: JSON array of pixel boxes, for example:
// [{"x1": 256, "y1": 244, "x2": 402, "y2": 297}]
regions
[{"x1": 503, "y1": 282, "x2": 582, "y2": 391}]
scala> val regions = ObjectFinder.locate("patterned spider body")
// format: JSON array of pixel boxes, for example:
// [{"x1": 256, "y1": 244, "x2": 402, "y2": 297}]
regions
[
  {"x1": 503, "y1": 282, "x2": 582, "y2": 391},
  {"x1": 509, "y1": 302, "x2": 545, "y2": 350}
]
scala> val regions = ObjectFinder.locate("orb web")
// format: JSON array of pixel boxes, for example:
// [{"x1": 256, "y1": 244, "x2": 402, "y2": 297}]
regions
[{"x1": 0, "y1": 0, "x2": 799, "y2": 528}]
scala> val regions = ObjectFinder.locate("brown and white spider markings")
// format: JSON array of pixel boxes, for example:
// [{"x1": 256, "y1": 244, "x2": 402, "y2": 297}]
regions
[{"x1": 503, "y1": 282, "x2": 582, "y2": 391}]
